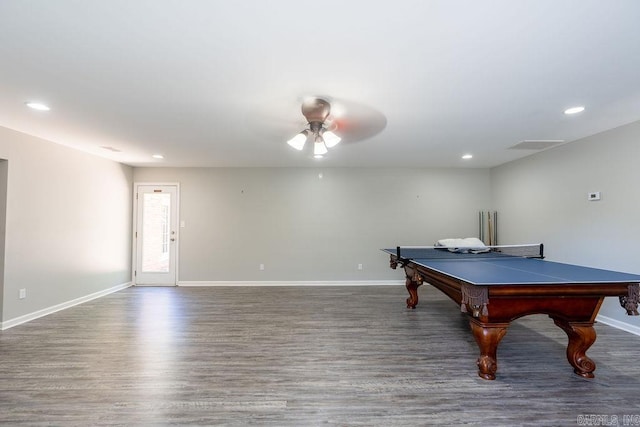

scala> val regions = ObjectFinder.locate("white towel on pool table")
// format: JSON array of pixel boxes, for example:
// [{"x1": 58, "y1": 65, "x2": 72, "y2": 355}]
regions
[{"x1": 435, "y1": 237, "x2": 489, "y2": 253}]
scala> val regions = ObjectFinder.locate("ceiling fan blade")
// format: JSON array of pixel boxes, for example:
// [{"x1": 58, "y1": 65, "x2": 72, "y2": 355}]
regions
[{"x1": 325, "y1": 98, "x2": 387, "y2": 143}]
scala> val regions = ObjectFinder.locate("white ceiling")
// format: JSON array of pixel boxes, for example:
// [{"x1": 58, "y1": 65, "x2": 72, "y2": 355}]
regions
[{"x1": 1, "y1": 0, "x2": 640, "y2": 168}]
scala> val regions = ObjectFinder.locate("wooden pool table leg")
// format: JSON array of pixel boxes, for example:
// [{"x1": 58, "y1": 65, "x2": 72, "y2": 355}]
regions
[
  {"x1": 552, "y1": 318, "x2": 597, "y2": 378},
  {"x1": 404, "y1": 268, "x2": 423, "y2": 309},
  {"x1": 469, "y1": 320, "x2": 508, "y2": 380}
]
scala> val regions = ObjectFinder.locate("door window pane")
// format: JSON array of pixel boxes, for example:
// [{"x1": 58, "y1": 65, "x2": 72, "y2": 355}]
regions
[{"x1": 141, "y1": 192, "x2": 171, "y2": 272}]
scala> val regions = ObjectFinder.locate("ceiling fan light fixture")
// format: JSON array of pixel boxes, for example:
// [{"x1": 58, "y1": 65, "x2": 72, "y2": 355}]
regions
[
  {"x1": 322, "y1": 130, "x2": 341, "y2": 148},
  {"x1": 287, "y1": 131, "x2": 308, "y2": 150},
  {"x1": 286, "y1": 98, "x2": 344, "y2": 158},
  {"x1": 314, "y1": 139, "x2": 328, "y2": 157}
]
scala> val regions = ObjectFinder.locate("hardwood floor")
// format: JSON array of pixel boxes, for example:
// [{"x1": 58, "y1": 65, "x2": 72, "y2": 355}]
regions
[{"x1": 1, "y1": 285, "x2": 640, "y2": 426}]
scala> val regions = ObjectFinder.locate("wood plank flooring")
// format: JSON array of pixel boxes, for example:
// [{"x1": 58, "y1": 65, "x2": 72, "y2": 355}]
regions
[{"x1": 1, "y1": 285, "x2": 640, "y2": 426}]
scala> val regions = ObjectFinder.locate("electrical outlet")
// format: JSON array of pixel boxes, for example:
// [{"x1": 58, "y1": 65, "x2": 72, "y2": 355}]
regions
[
  {"x1": 588, "y1": 191, "x2": 601, "y2": 201},
  {"x1": 259, "y1": 263, "x2": 265, "y2": 271},
  {"x1": 358, "y1": 263, "x2": 363, "y2": 271},
  {"x1": 19, "y1": 288, "x2": 26, "y2": 299}
]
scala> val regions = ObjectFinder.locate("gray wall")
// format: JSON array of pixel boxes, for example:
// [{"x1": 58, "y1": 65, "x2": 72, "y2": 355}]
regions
[
  {"x1": 0, "y1": 126, "x2": 133, "y2": 323},
  {"x1": 133, "y1": 167, "x2": 492, "y2": 282},
  {"x1": 491, "y1": 120, "x2": 640, "y2": 327}
]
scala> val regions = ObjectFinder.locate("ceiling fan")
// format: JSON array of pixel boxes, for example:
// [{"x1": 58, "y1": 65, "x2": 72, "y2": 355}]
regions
[
  {"x1": 286, "y1": 98, "x2": 342, "y2": 158},
  {"x1": 284, "y1": 97, "x2": 387, "y2": 159}
]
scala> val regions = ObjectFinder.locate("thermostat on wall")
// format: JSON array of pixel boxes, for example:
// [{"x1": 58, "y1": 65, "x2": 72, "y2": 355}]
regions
[{"x1": 588, "y1": 191, "x2": 601, "y2": 201}]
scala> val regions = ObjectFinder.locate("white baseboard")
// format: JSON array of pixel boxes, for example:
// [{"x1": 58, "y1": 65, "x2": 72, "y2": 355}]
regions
[
  {"x1": 596, "y1": 314, "x2": 640, "y2": 336},
  {"x1": 1, "y1": 282, "x2": 132, "y2": 330},
  {"x1": 178, "y1": 280, "x2": 404, "y2": 287}
]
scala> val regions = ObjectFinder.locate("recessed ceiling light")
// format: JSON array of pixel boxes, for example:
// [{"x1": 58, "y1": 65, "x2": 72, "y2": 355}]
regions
[
  {"x1": 462, "y1": 154, "x2": 473, "y2": 160},
  {"x1": 25, "y1": 102, "x2": 50, "y2": 111},
  {"x1": 564, "y1": 106, "x2": 585, "y2": 115},
  {"x1": 151, "y1": 154, "x2": 164, "y2": 159}
]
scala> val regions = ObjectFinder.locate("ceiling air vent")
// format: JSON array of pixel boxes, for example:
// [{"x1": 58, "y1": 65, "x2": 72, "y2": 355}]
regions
[{"x1": 509, "y1": 140, "x2": 565, "y2": 150}]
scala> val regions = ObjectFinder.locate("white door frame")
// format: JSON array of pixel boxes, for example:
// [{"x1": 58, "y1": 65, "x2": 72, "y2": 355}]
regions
[{"x1": 132, "y1": 182, "x2": 180, "y2": 286}]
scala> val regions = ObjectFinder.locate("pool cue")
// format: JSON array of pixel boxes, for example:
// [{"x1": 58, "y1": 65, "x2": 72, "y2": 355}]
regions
[
  {"x1": 487, "y1": 211, "x2": 493, "y2": 246},
  {"x1": 493, "y1": 211, "x2": 498, "y2": 245}
]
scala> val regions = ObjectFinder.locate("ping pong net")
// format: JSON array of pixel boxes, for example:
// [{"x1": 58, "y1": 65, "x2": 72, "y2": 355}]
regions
[{"x1": 392, "y1": 244, "x2": 544, "y2": 262}]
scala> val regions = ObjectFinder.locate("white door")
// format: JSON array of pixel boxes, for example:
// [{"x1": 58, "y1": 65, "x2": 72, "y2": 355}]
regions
[{"x1": 134, "y1": 184, "x2": 178, "y2": 285}]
